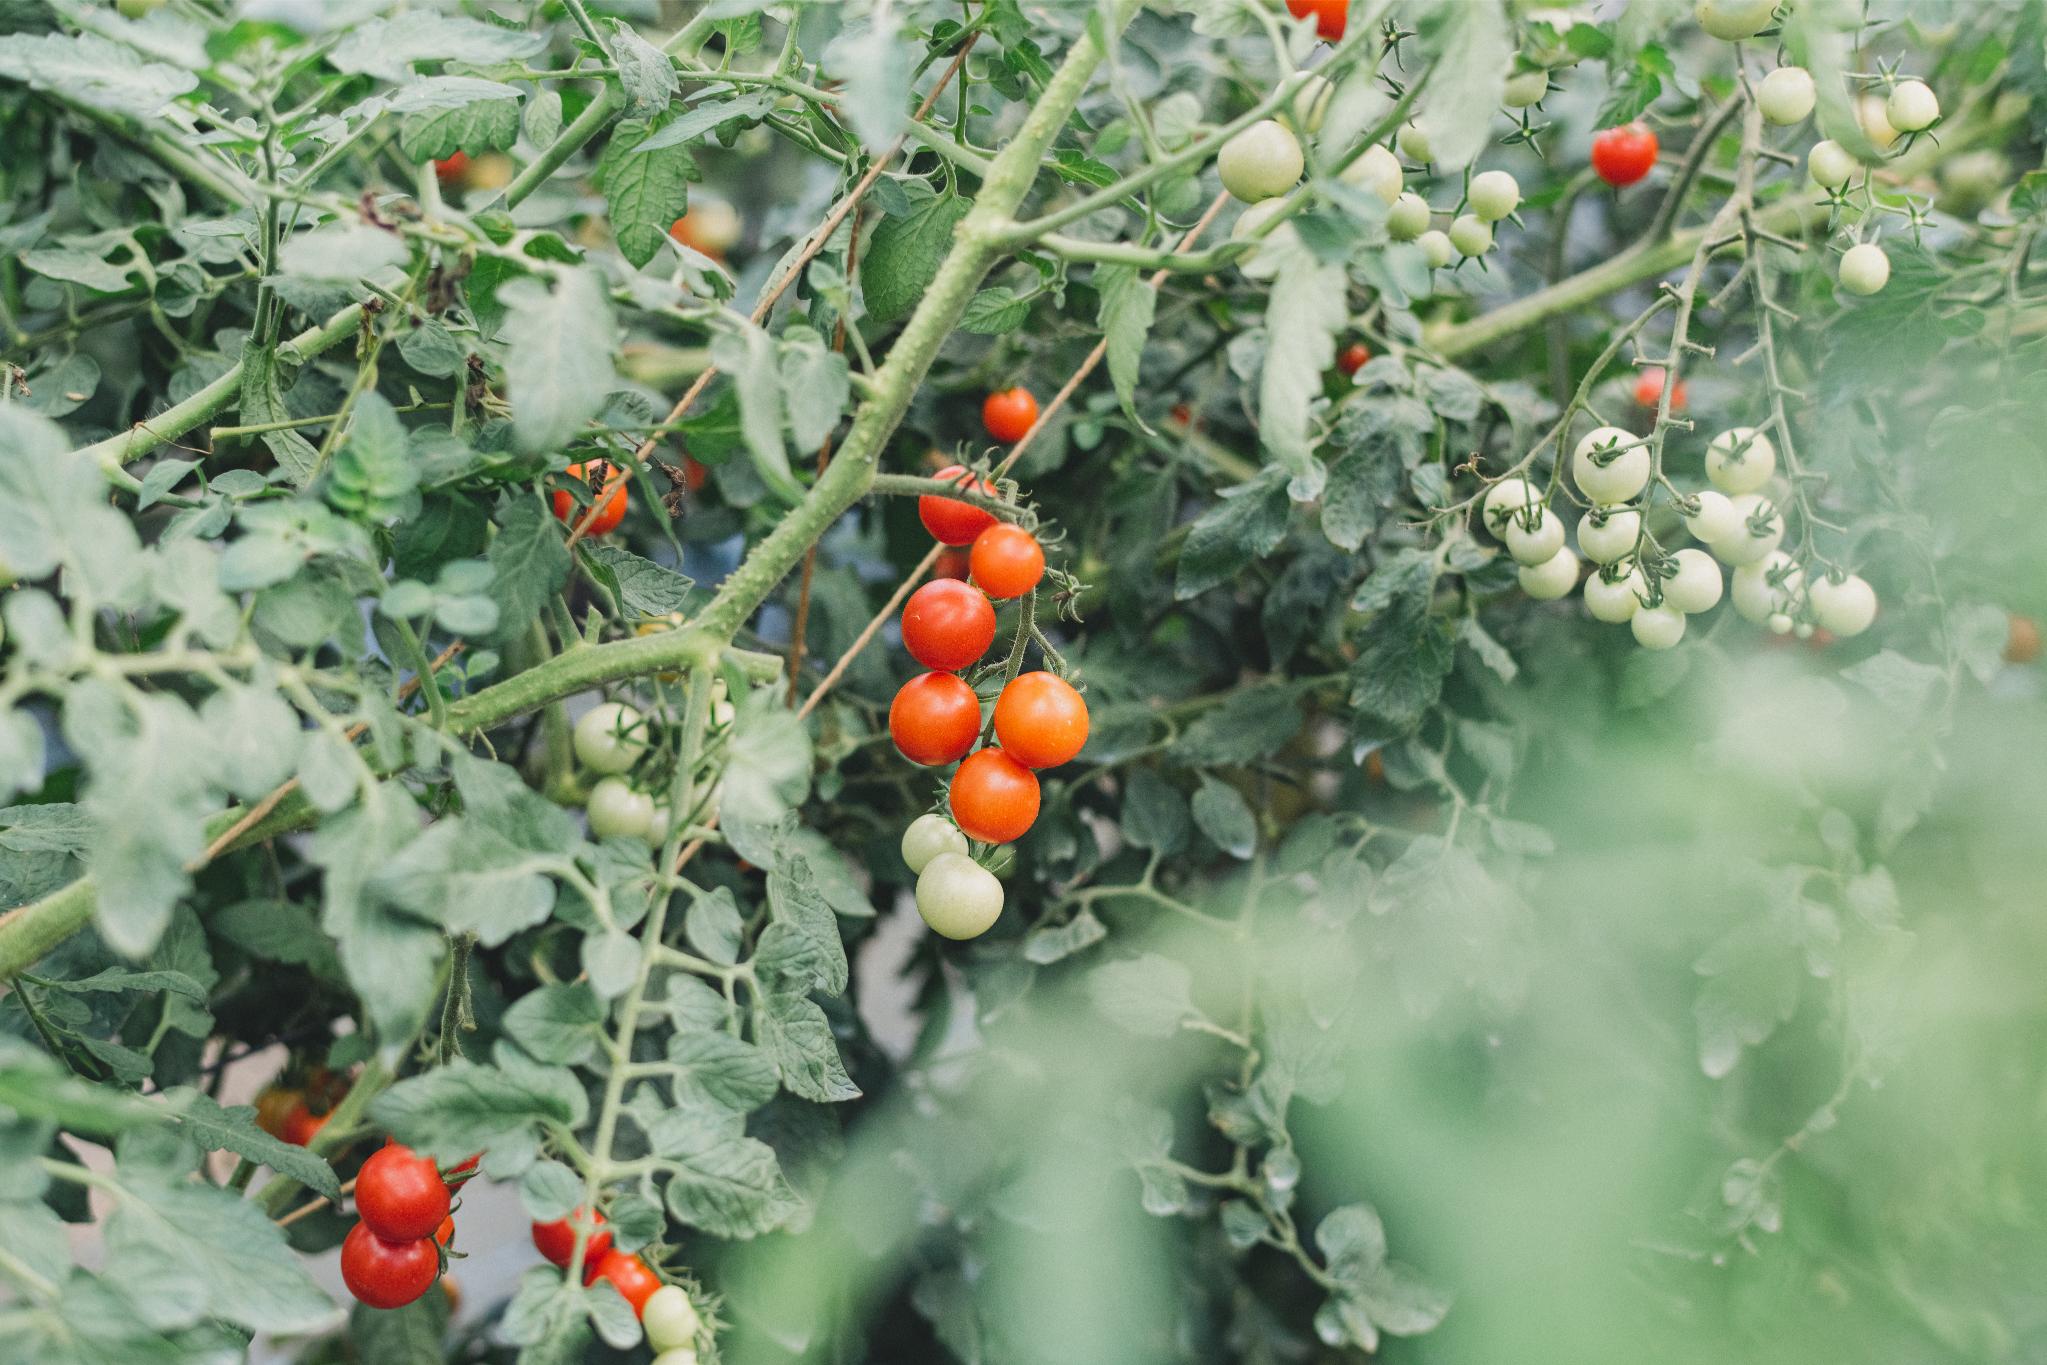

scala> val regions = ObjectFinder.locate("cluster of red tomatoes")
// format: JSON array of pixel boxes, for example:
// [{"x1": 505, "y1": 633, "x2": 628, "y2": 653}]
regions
[
  {"x1": 340, "y1": 1142, "x2": 473, "y2": 1310},
  {"x1": 533, "y1": 1207, "x2": 703, "y2": 1355},
  {"x1": 255, "y1": 1067, "x2": 351, "y2": 1147}
]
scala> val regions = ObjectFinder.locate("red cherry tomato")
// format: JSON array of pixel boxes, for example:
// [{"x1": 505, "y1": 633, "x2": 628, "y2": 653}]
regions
[
  {"x1": 341, "y1": 1222, "x2": 440, "y2": 1310},
  {"x1": 949, "y1": 748, "x2": 1041, "y2": 844},
  {"x1": 933, "y1": 547, "x2": 972, "y2": 580},
  {"x1": 1591, "y1": 122, "x2": 1659, "y2": 187},
  {"x1": 532, "y1": 1209, "x2": 611, "y2": 1268},
  {"x1": 433, "y1": 151, "x2": 469, "y2": 184},
  {"x1": 969, "y1": 523, "x2": 1044, "y2": 600},
  {"x1": 901, "y1": 580, "x2": 996, "y2": 672},
  {"x1": 681, "y1": 456, "x2": 709, "y2": 493},
  {"x1": 992, "y1": 672, "x2": 1089, "y2": 769},
  {"x1": 1285, "y1": 0, "x2": 1348, "y2": 41},
  {"x1": 550, "y1": 460, "x2": 628, "y2": 536},
  {"x1": 890, "y1": 671, "x2": 983, "y2": 767},
  {"x1": 282, "y1": 1100, "x2": 329, "y2": 1147},
  {"x1": 1632, "y1": 365, "x2": 1687, "y2": 412},
  {"x1": 356, "y1": 1143, "x2": 451, "y2": 1243},
  {"x1": 588, "y1": 1250, "x2": 661, "y2": 1316},
  {"x1": 1336, "y1": 342, "x2": 1371, "y2": 377},
  {"x1": 981, "y1": 388, "x2": 1039, "y2": 445},
  {"x1": 919, "y1": 464, "x2": 1000, "y2": 545}
]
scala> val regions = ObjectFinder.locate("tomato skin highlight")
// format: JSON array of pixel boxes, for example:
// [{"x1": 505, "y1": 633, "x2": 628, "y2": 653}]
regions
[
  {"x1": 969, "y1": 524, "x2": 1044, "y2": 600},
  {"x1": 890, "y1": 672, "x2": 983, "y2": 766},
  {"x1": 532, "y1": 1209, "x2": 611, "y2": 1268},
  {"x1": 949, "y1": 748, "x2": 1041, "y2": 844},
  {"x1": 982, "y1": 388, "x2": 1039, "y2": 444},
  {"x1": 901, "y1": 580, "x2": 996, "y2": 672},
  {"x1": 589, "y1": 1250, "x2": 662, "y2": 1316},
  {"x1": 341, "y1": 1222, "x2": 440, "y2": 1310},
  {"x1": 1591, "y1": 122, "x2": 1659, "y2": 187},
  {"x1": 356, "y1": 1143, "x2": 452, "y2": 1243},
  {"x1": 1285, "y1": 0, "x2": 1347, "y2": 41},
  {"x1": 1336, "y1": 342, "x2": 1371, "y2": 377},
  {"x1": 550, "y1": 461, "x2": 628, "y2": 535},
  {"x1": 918, "y1": 464, "x2": 1000, "y2": 545},
  {"x1": 992, "y1": 673, "x2": 1089, "y2": 769}
]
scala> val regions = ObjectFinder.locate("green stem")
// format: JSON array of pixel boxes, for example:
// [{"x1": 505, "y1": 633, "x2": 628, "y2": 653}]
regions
[{"x1": 494, "y1": 82, "x2": 624, "y2": 212}]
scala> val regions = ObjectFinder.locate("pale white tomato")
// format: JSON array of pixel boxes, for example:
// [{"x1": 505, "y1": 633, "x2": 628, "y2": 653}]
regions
[
  {"x1": 901, "y1": 812, "x2": 969, "y2": 875},
  {"x1": 1631, "y1": 604, "x2": 1688, "y2": 649},
  {"x1": 1706, "y1": 426, "x2": 1777, "y2": 494},
  {"x1": 1468, "y1": 169, "x2": 1521, "y2": 223},
  {"x1": 1280, "y1": 72, "x2": 1333, "y2": 135},
  {"x1": 1417, "y1": 229, "x2": 1455, "y2": 268},
  {"x1": 1684, "y1": 489, "x2": 1742, "y2": 544},
  {"x1": 586, "y1": 777, "x2": 654, "y2": 840},
  {"x1": 1218, "y1": 120, "x2": 1304, "y2": 202},
  {"x1": 1573, "y1": 426, "x2": 1649, "y2": 503},
  {"x1": 1343, "y1": 144, "x2": 1405, "y2": 207},
  {"x1": 1585, "y1": 566, "x2": 1648, "y2": 623},
  {"x1": 1695, "y1": 0, "x2": 1776, "y2": 41},
  {"x1": 1838, "y1": 242, "x2": 1890, "y2": 295},
  {"x1": 1731, "y1": 551, "x2": 1800, "y2": 623},
  {"x1": 1396, "y1": 121, "x2": 1431, "y2": 162},
  {"x1": 1230, "y1": 200, "x2": 1300, "y2": 280},
  {"x1": 1519, "y1": 547, "x2": 1580, "y2": 600},
  {"x1": 1886, "y1": 79, "x2": 1939, "y2": 133},
  {"x1": 1710, "y1": 492, "x2": 1785, "y2": 566},
  {"x1": 1808, "y1": 140, "x2": 1857, "y2": 189},
  {"x1": 1809, "y1": 572, "x2": 1878, "y2": 636},
  {"x1": 915, "y1": 852, "x2": 1004, "y2": 940},
  {"x1": 643, "y1": 1285, "x2": 701, "y2": 1353},
  {"x1": 574, "y1": 702, "x2": 647, "y2": 774},
  {"x1": 1504, "y1": 70, "x2": 1550, "y2": 108},
  {"x1": 1663, "y1": 548, "x2": 1724, "y2": 614},
  {"x1": 1386, "y1": 191, "x2": 1431, "y2": 239},
  {"x1": 1757, "y1": 66, "x2": 1816, "y2": 124},
  {"x1": 1449, "y1": 214, "x2": 1494, "y2": 257},
  {"x1": 1504, "y1": 505, "x2": 1565, "y2": 565},
  {"x1": 1576, "y1": 507, "x2": 1642, "y2": 565}
]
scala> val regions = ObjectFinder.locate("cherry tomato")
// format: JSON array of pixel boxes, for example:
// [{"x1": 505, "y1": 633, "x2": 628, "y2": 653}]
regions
[
  {"x1": 255, "y1": 1087, "x2": 298, "y2": 1139},
  {"x1": 2007, "y1": 613, "x2": 2042, "y2": 665},
  {"x1": 969, "y1": 524, "x2": 1044, "y2": 600},
  {"x1": 901, "y1": 580, "x2": 996, "y2": 672},
  {"x1": 1336, "y1": 342, "x2": 1371, "y2": 377},
  {"x1": 681, "y1": 456, "x2": 709, "y2": 493},
  {"x1": 1285, "y1": 0, "x2": 1347, "y2": 41},
  {"x1": 1632, "y1": 365, "x2": 1686, "y2": 413},
  {"x1": 982, "y1": 388, "x2": 1039, "y2": 445},
  {"x1": 550, "y1": 461, "x2": 628, "y2": 536},
  {"x1": 949, "y1": 748, "x2": 1041, "y2": 844},
  {"x1": 919, "y1": 464, "x2": 1000, "y2": 545},
  {"x1": 643, "y1": 1284, "x2": 702, "y2": 1352},
  {"x1": 890, "y1": 671, "x2": 983, "y2": 767},
  {"x1": 668, "y1": 200, "x2": 742, "y2": 257},
  {"x1": 341, "y1": 1221, "x2": 439, "y2": 1310},
  {"x1": 356, "y1": 1143, "x2": 451, "y2": 1243},
  {"x1": 433, "y1": 151, "x2": 469, "y2": 184},
  {"x1": 992, "y1": 673, "x2": 1089, "y2": 769},
  {"x1": 916, "y1": 851, "x2": 1004, "y2": 939},
  {"x1": 282, "y1": 1100, "x2": 329, "y2": 1147},
  {"x1": 532, "y1": 1209, "x2": 611, "y2": 1268},
  {"x1": 1591, "y1": 122, "x2": 1658, "y2": 187},
  {"x1": 933, "y1": 547, "x2": 972, "y2": 581},
  {"x1": 588, "y1": 1249, "x2": 662, "y2": 1316}
]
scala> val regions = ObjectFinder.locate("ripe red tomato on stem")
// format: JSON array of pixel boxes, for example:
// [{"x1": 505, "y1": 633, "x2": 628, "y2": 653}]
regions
[
  {"x1": 902, "y1": 580, "x2": 996, "y2": 672},
  {"x1": 992, "y1": 672, "x2": 1089, "y2": 769},
  {"x1": 1632, "y1": 365, "x2": 1687, "y2": 412},
  {"x1": 588, "y1": 1250, "x2": 662, "y2": 1316},
  {"x1": 356, "y1": 1143, "x2": 451, "y2": 1242},
  {"x1": 533, "y1": 1209, "x2": 611, "y2": 1268},
  {"x1": 1591, "y1": 123, "x2": 1659, "y2": 187},
  {"x1": 982, "y1": 388, "x2": 1039, "y2": 444},
  {"x1": 932, "y1": 546, "x2": 972, "y2": 581},
  {"x1": 433, "y1": 151, "x2": 469, "y2": 183},
  {"x1": 969, "y1": 523, "x2": 1044, "y2": 600},
  {"x1": 550, "y1": 461, "x2": 628, "y2": 535},
  {"x1": 282, "y1": 1100, "x2": 328, "y2": 1147},
  {"x1": 341, "y1": 1222, "x2": 440, "y2": 1310},
  {"x1": 950, "y1": 748, "x2": 1041, "y2": 844},
  {"x1": 1285, "y1": 0, "x2": 1348, "y2": 41},
  {"x1": 890, "y1": 672, "x2": 983, "y2": 766},
  {"x1": 1336, "y1": 342, "x2": 1371, "y2": 377},
  {"x1": 919, "y1": 464, "x2": 1000, "y2": 545}
]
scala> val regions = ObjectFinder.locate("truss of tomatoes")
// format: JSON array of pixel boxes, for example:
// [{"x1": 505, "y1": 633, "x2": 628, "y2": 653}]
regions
[
  {"x1": 889, "y1": 470, "x2": 1089, "y2": 852},
  {"x1": 340, "y1": 1142, "x2": 477, "y2": 1310}
]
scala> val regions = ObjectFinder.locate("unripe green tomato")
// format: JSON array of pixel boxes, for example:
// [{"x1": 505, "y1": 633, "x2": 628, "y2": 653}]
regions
[
  {"x1": 117, "y1": 0, "x2": 165, "y2": 16},
  {"x1": 1503, "y1": 506, "x2": 1564, "y2": 565},
  {"x1": 1576, "y1": 508, "x2": 1641, "y2": 565},
  {"x1": 1630, "y1": 604, "x2": 1687, "y2": 649},
  {"x1": 1584, "y1": 567, "x2": 1647, "y2": 623},
  {"x1": 1279, "y1": 73, "x2": 1333, "y2": 135},
  {"x1": 1416, "y1": 229, "x2": 1454, "y2": 268},
  {"x1": 1807, "y1": 140, "x2": 1857, "y2": 189},
  {"x1": 1756, "y1": 66, "x2": 1815, "y2": 125},
  {"x1": 1838, "y1": 242, "x2": 1890, "y2": 295},
  {"x1": 1341, "y1": 144, "x2": 1403, "y2": 207},
  {"x1": 1467, "y1": 170, "x2": 1520, "y2": 223},
  {"x1": 1705, "y1": 426, "x2": 1777, "y2": 494},
  {"x1": 1662, "y1": 549, "x2": 1724, "y2": 614},
  {"x1": 653, "y1": 1352, "x2": 699, "y2": 1365},
  {"x1": 1684, "y1": 489, "x2": 1741, "y2": 545},
  {"x1": 1448, "y1": 213, "x2": 1493, "y2": 257},
  {"x1": 1395, "y1": 121, "x2": 1431, "y2": 163},
  {"x1": 1731, "y1": 553, "x2": 1799, "y2": 623},
  {"x1": 1217, "y1": 120, "x2": 1303, "y2": 202},
  {"x1": 1572, "y1": 426, "x2": 1648, "y2": 503},
  {"x1": 1385, "y1": 191, "x2": 1430, "y2": 240},
  {"x1": 574, "y1": 702, "x2": 647, "y2": 774},
  {"x1": 1481, "y1": 477, "x2": 1537, "y2": 526},
  {"x1": 1857, "y1": 93, "x2": 1898, "y2": 149},
  {"x1": 901, "y1": 813, "x2": 969, "y2": 875},
  {"x1": 586, "y1": 778, "x2": 654, "y2": 840},
  {"x1": 1518, "y1": 547, "x2": 1579, "y2": 601},
  {"x1": 915, "y1": 852, "x2": 1003, "y2": 940},
  {"x1": 1230, "y1": 199, "x2": 1300, "y2": 280},
  {"x1": 1503, "y1": 70, "x2": 1549, "y2": 108},
  {"x1": 1711, "y1": 493, "x2": 1785, "y2": 566},
  {"x1": 1809, "y1": 573, "x2": 1878, "y2": 636},
  {"x1": 1695, "y1": 0, "x2": 1776, "y2": 41},
  {"x1": 1886, "y1": 79, "x2": 1939, "y2": 133},
  {"x1": 1938, "y1": 149, "x2": 2010, "y2": 214},
  {"x1": 643, "y1": 1285, "x2": 701, "y2": 1353}
]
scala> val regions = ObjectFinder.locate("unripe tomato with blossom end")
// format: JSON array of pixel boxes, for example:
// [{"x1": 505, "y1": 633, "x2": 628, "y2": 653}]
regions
[
  {"x1": 950, "y1": 748, "x2": 1040, "y2": 844},
  {"x1": 1417, "y1": 230, "x2": 1455, "y2": 269},
  {"x1": 1503, "y1": 507, "x2": 1565, "y2": 566},
  {"x1": 1577, "y1": 508, "x2": 1641, "y2": 566},
  {"x1": 1336, "y1": 343, "x2": 1371, "y2": 377},
  {"x1": 1758, "y1": 66, "x2": 1816, "y2": 125},
  {"x1": 574, "y1": 702, "x2": 646, "y2": 775},
  {"x1": 1519, "y1": 547, "x2": 1580, "y2": 601},
  {"x1": 1279, "y1": 73, "x2": 1333, "y2": 135},
  {"x1": 901, "y1": 580, "x2": 996, "y2": 672},
  {"x1": 1396, "y1": 122, "x2": 1431, "y2": 163},
  {"x1": 1684, "y1": 490, "x2": 1741, "y2": 545},
  {"x1": 1585, "y1": 567, "x2": 1648, "y2": 623},
  {"x1": 1633, "y1": 366, "x2": 1686, "y2": 413},
  {"x1": 1886, "y1": 80, "x2": 1939, "y2": 133},
  {"x1": 993, "y1": 671, "x2": 1090, "y2": 769},
  {"x1": 1809, "y1": 574, "x2": 1878, "y2": 636},
  {"x1": 551, "y1": 461, "x2": 627, "y2": 535},
  {"x1": 1481, "y1": 478, "x2": 1538, "y2": 533},
  {"x1": 1839, "y1": 243, "x2": 1890, "y2": 296},
  {"x1": 356, "y1": 1143, "x2": 451, "y2": 1242},
  {"x1": 916, "y1": 852, "x2": 1005, "y2": 939},
  {"x1": 644, "y1": 1284, "x2": 702, "y2": 1352},
  {"x1": 1448, "y1": 214, "x2": 1493, "y2": 257},
  {"x1": 901, "y1": 813, "x2": 969, "y2": 874},
  {"x1": 586, "y1": 777, "x2": 654, "y2": 840},
  {"x1": 1217, "y1": 120, "x2": 1303, "y2": 203},
  {"x1": 342, "y1": 1222, "x2": 439, "y2": 1310},
  {"x1": 890, "y1": 671, "x2": 982, "y2": 767},
  {"x1": 1285, "y1": 0, "x2": 1347, "y2": 41},
  {"x1": 2004, "y1": 614, "x2": 2041, "y2": 664},
  {"x1": 589, "y1": 1250, "x2": 661, "y2": 1316},
  {"x1": 982, "y1": 388, "x2": 1038, "y2": 445},
  {"x1": 1504, "y1": 70, "x2": 1549, "y2": 108},
  {"x1": 1385, "y1": 191, "x2": 1431, "y2": 241},
  {"x1": 919, "y1": 465, "x2": 1000, "y2": 545},
  {"x1": 1695, "y1": 0, "x2": 1776, "y2": 41},
  {"x1": 1711, "y1": 493, "x2": 1785, "y2": 566},
  {"x1": 1591, "y1": 123, "x2": 1658, "y2": 187},
  {"x1": 1706, "y1": 426, "x2": 1776, "y2": 494},
  {"x1": 1468, "y1": 170, "x2": 1520, "y2": 223},
  {"x1": 532, "y1": 1209, "x2": 610, "y2": 1268},
  {"x1": 969, "y1": 523, "x2": 1044, "y2": 600},
  {"x1": 1632, "y1": 604, "x2": 1688, "y2": 649},
  {"x1": 1808, "y1": 140, "x2": 1858, "y2": 189},
  {"x1": 1731, "y1": 553, "x2": 1800, "y2": 623},
  {"x1": 1342, "y1": 145, "x2": 1403, "y2": 207},
  {"x1": 1573, "y1": 426, "x2": 1649, "y2": 503},
  {"x1": 1663, "y1": 549, "x2": 1725, "y2": 614}
]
